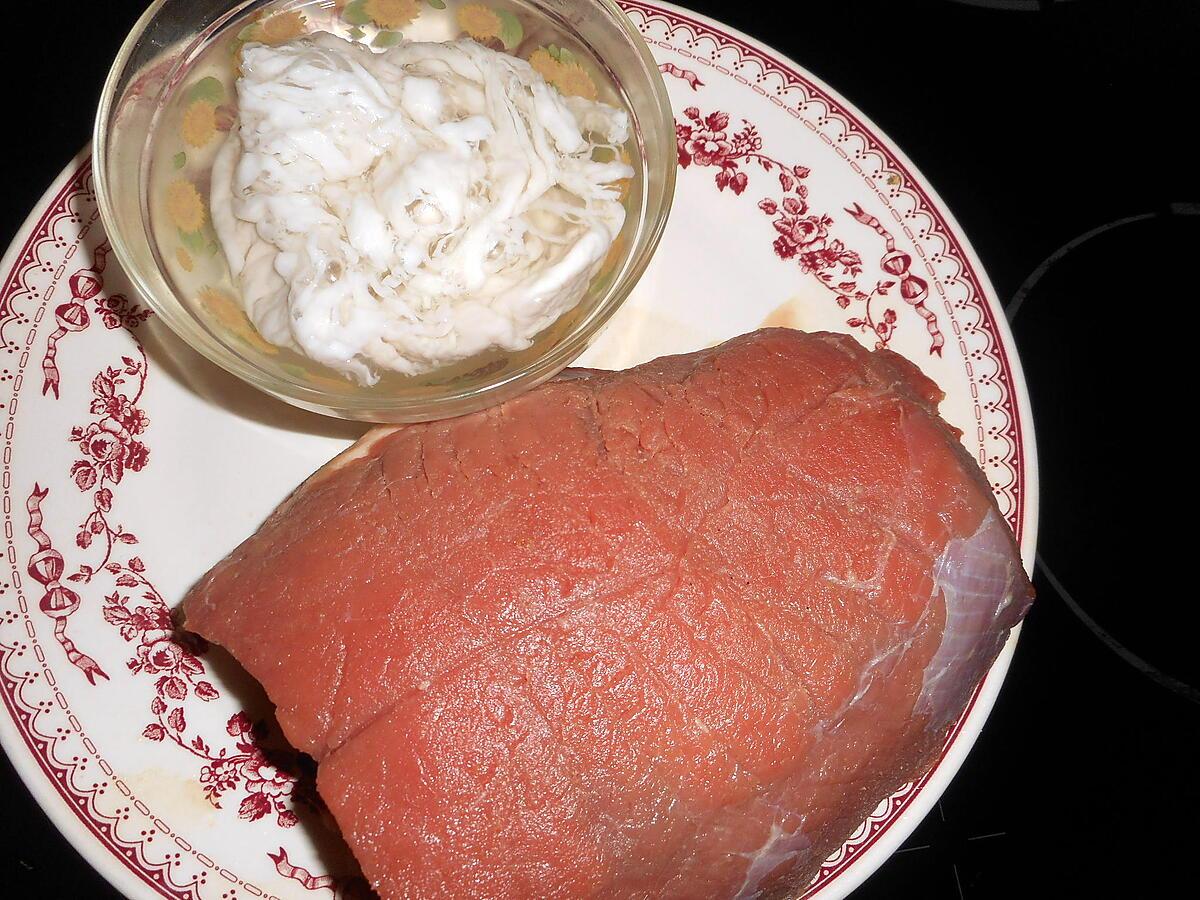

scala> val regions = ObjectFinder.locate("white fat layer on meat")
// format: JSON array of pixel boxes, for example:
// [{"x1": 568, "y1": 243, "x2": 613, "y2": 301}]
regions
[
  {"x1": 740, "y1": 510, "x2": 1023, "y2": 896},
  {"x1": 814, "y1": 529, "x2": 917, "y2": 736},
  {"x1": 734, "y1": 817, "x2": 812, "y2": 900},
  {"x1": 916, "y1": 507, "x2": 1021, "y2": 730},
  {"x1": 817, "y1": 508, "x2": 1026, "y2": 738},
  {"x1": 210, "y1": 32, "x2": 632, "y2": 384}
]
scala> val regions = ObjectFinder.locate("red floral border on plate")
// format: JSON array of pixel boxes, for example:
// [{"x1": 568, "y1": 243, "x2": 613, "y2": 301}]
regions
[
  {"x1": 672, "y1": 104, "x2": 946, "y2": 354},
  {"x1": 1, "y1": 163, "x2": 302, "y2": 900},
  {"x1": 0, "y1": 164, "x2": 197, "y2": 898}
]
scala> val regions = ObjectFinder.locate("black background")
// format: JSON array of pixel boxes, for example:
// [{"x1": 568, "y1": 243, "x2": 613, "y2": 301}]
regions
[{"x1": 3, "y1": 1, "x2": 1197, "y2": 898}]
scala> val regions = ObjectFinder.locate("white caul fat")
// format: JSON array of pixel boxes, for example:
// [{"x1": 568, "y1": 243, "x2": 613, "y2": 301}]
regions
[{"x1": 210, "y1": 32, "x2": 633, "y2": 384}]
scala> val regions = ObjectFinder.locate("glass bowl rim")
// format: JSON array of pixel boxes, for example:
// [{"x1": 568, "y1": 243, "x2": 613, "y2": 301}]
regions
[{"x1": 92, "y1": 0, "x2": 677, "y2": 419}]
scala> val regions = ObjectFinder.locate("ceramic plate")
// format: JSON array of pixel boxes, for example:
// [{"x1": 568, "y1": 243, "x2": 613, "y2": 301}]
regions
[{"x1": 0, "y1": 2, "x2": 1037, "y2": 897}]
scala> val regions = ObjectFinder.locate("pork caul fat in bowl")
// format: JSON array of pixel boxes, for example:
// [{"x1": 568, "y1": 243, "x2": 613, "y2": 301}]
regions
[{"x1": 96, "y1": 0, "x2": 675, "y2": 420}]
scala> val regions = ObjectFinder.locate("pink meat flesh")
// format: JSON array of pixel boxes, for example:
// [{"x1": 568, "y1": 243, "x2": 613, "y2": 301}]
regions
[{"x1": 183, "y1": 328, "x2": 1033, "y2": 899}]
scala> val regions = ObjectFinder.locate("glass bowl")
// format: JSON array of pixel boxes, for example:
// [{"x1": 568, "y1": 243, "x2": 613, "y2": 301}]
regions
[{"x1": 94, "y1": 0, "x2": 675, "y2": 422}]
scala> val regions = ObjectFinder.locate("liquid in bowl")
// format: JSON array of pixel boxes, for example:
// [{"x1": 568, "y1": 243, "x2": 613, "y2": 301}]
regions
[{"x1": 100, "y1": 0, "x2": 673, "y2": 418}]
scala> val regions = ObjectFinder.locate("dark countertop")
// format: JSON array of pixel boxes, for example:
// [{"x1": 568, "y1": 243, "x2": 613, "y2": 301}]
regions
[{"x1": 3, "y1": 1, "x2": 1196, "y2": 897}]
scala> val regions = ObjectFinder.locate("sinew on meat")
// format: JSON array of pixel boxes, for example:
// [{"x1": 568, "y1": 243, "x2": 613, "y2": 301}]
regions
[{"x1": 183, "y1": 328, "x2": 1034, "y2": 899}]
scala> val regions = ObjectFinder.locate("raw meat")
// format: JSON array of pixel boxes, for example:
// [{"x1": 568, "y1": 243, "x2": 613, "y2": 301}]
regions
[{"x1": 183, "y1": 328, "x2": 1034, "y2": 899}]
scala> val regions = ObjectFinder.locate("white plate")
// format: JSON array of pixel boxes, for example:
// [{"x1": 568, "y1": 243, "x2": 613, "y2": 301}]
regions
[{"x1": 0, "y1": 2, "x2": 1037, "y2": 897}]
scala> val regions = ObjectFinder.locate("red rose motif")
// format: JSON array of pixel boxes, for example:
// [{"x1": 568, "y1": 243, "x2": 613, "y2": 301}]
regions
[
  {"x1": 201, "y1": 759, "x2": 239, "y2": 793},
  {"x1": 123, "y1": 407, "x2": 149, "y2": 435},
  {"x1": 139, "y1": 625, "x2": 171, "y2": 644},
  {"x1": 75, "y1": 414, "x2": 149, "y2": 483},
  {"x1": 796, "y1": 240, "x2": 862, "y2": 277},
  {"x1": 684, "y1": 130, "x2": 734, "y2": 168},
  {"x1": 79, "y1": 420, "x2": 125, "y2": 462},
  {"x1": 91, "y1": 395, "x2": 147, "y2": 432},
  {"x1": 788, "y1": 215, "x2": 828, "y2": 247},
  {"x1": 773, "y1": 235, "x2": 798, "y2": 260},
  {"x1": 125, "y1": 441, "x2": 149, "y2": 472},
  {"x1": 138, "y1": 638, "x2": 185, "y2": 674},
  {"x1": 798, "y1": 249, "x2": 831, "y2": 274},
  {"x1": 240, "y1": 757, "x2": 295, "y2": 798},
  {"x1": 137, "y1": 607, "x2": 172, "y2": 633},
  {"x1": 77, "y1": 417, "x2": 137, "y2": 484},
  {"x1": 227, "y1": 712, "x2": 252, "y2": 737}
]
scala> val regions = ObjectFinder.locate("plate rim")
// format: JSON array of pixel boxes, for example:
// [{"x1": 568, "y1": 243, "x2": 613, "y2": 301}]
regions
[
  {"x1": 0, "y1": 2, "x2": 1039, "y2": 895},
  {"x1": 0, "y1": 149, "x2": 173, "y2": 900},
  {"x1": 629, "y1": 2, "x2": 1039, "y2": 894}
]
